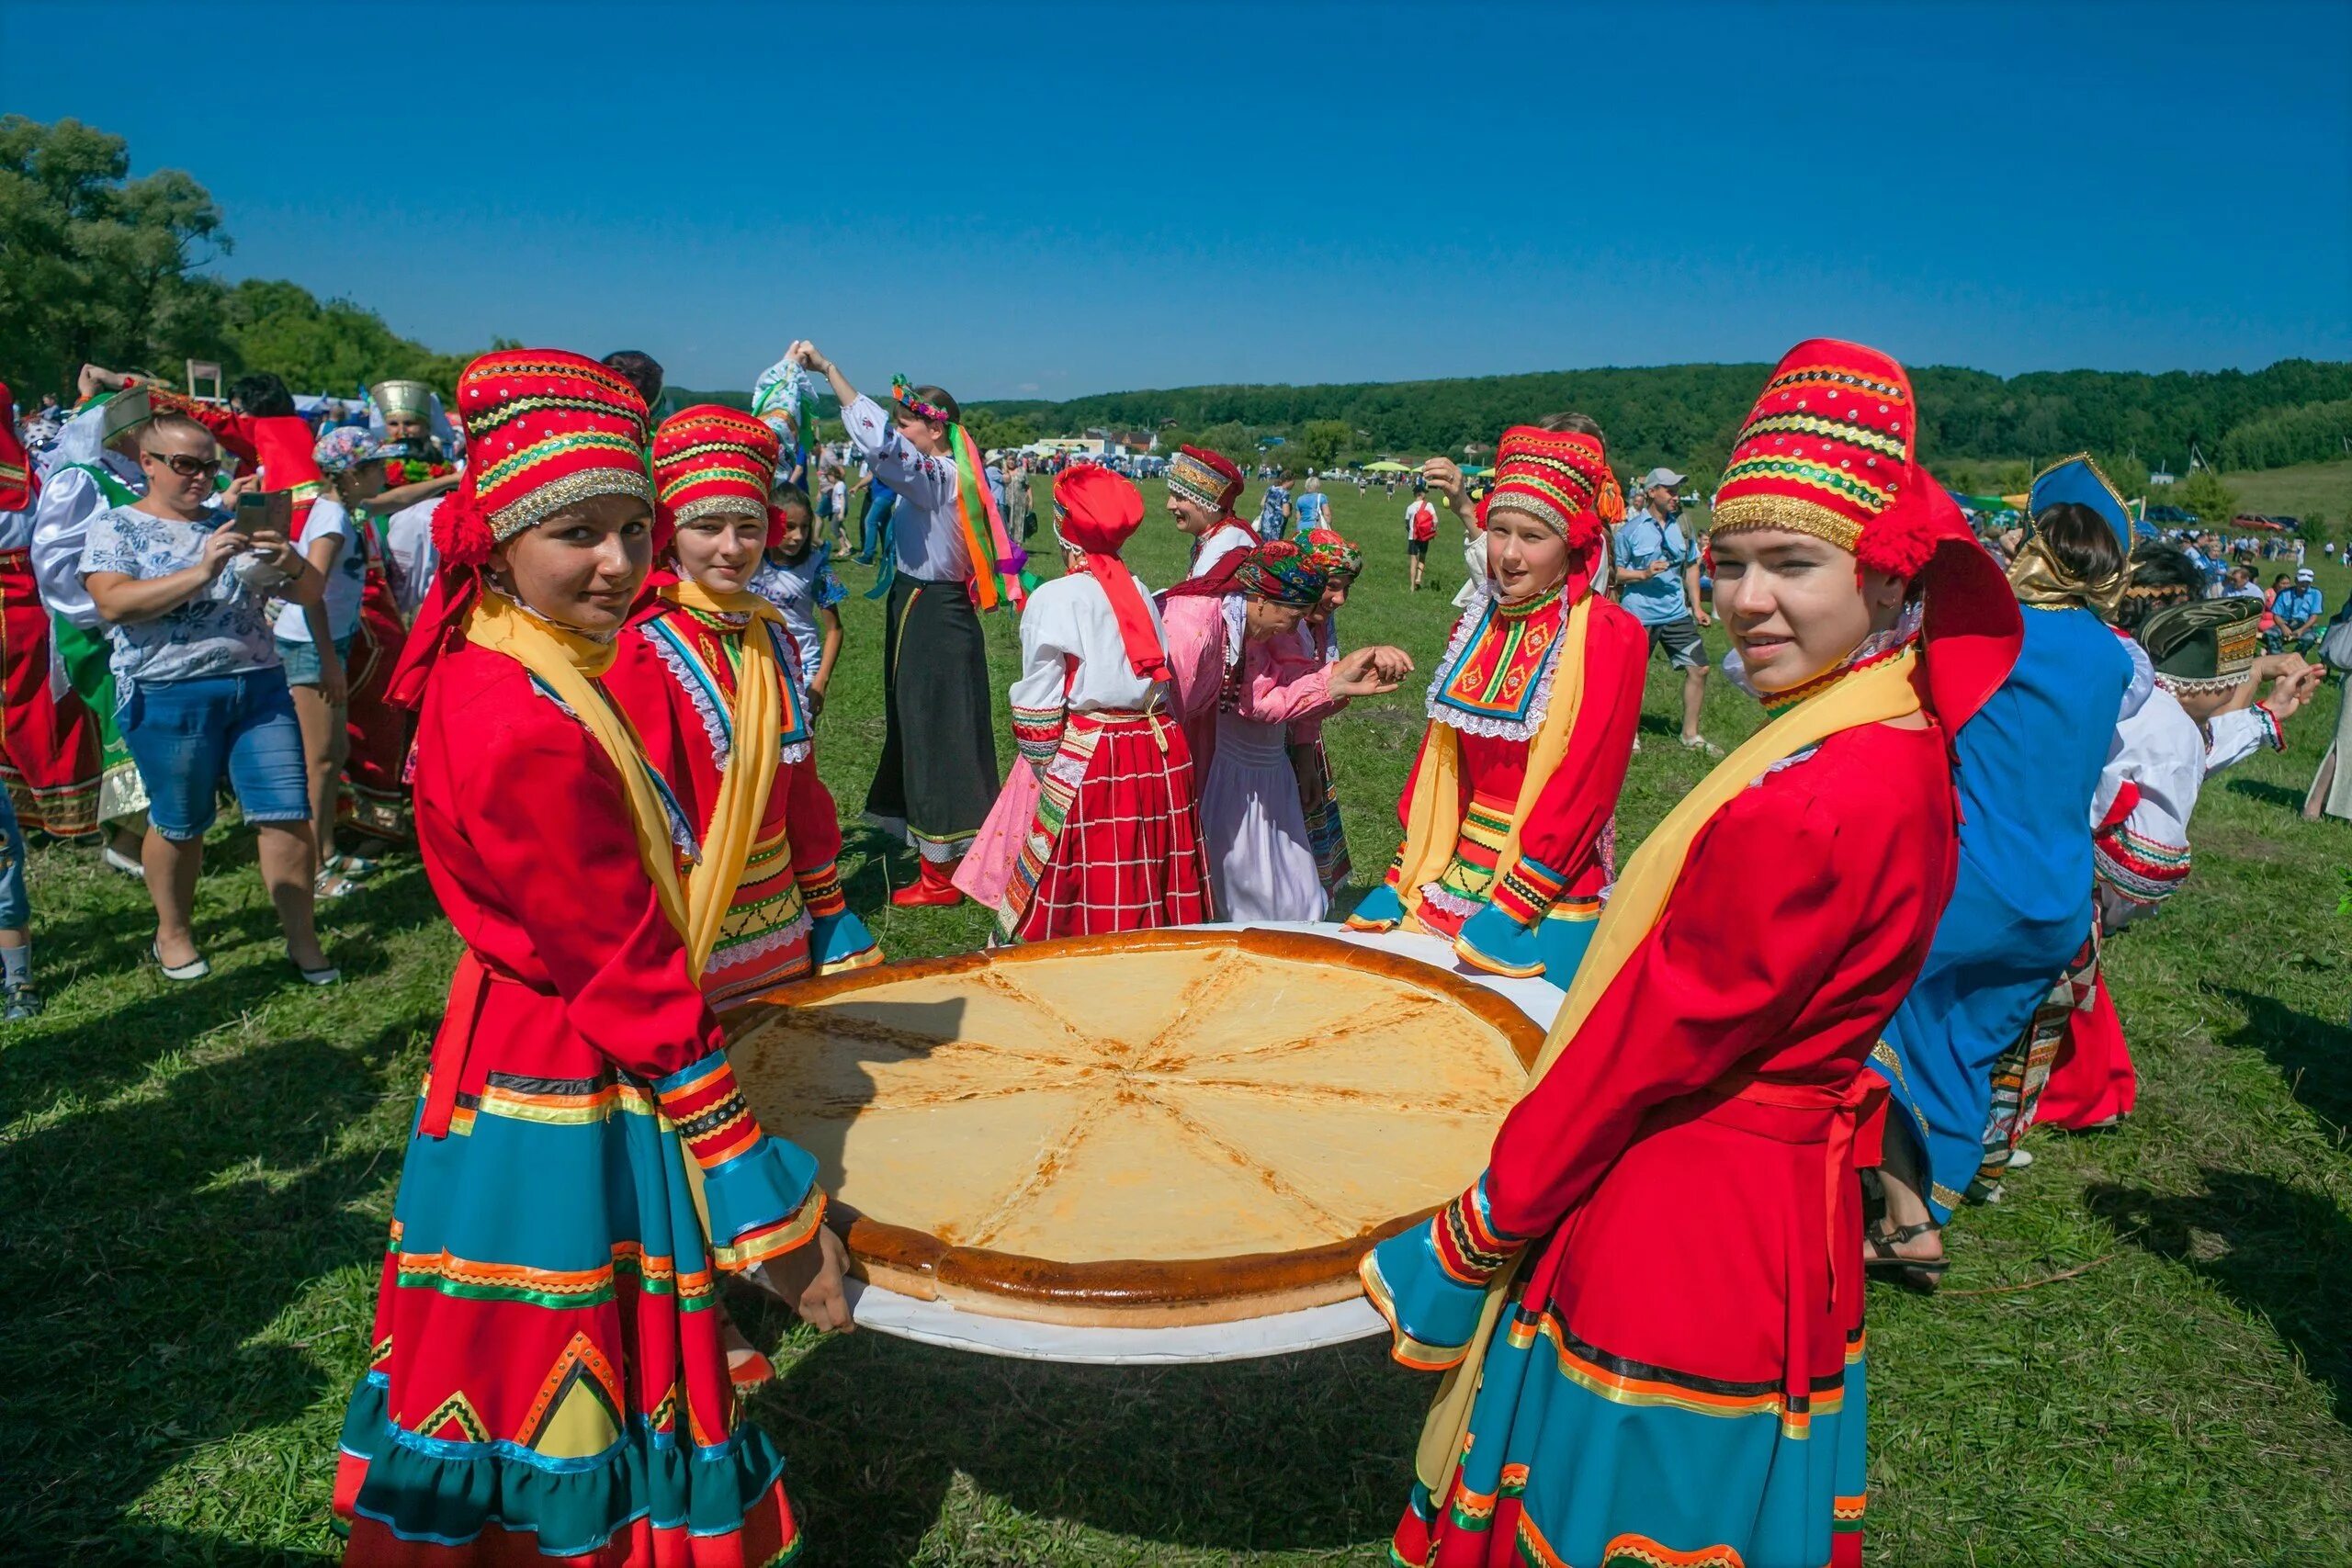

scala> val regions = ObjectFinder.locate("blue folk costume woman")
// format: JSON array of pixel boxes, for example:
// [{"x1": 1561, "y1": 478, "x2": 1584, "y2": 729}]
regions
[{"x1": 1868, "y1": 455, "x2": 2137, "y2": 1271}]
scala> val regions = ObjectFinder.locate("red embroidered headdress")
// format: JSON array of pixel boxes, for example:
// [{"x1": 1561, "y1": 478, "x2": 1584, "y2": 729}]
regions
[
  {"x1": 1487, "y1": 426, "x2": 1609, "y2": 549},
  {"x1": 651, "y1": 404, "x2": 782, "y2": 551},
  {"x1": 1168, "y1": 445, "x2": 1244, "y2": 514},
  {"x1": 1713, "y1": 338, "x2": 2020, "y2": 728},
  {"x1": 390, "y1": 348, "x2": 653, "y2": 707},
  {"x1": 0, "y1": 380, "x2": 35, "y2": 513},
  {"x1": 1052, "y1": 464, "x2": 1167, "y2": 682},
  {"x1": 435, "y1": 349, "x2": 653, "y2": 570}
]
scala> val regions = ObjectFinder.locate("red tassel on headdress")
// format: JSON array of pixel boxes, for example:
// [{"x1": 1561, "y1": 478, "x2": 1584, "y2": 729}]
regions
[{"x1": 433, "y1": 486, "x2": 493, "y2": 570}]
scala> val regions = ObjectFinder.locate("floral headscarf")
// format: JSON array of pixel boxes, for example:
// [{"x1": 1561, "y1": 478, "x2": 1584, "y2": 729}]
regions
[
  {"x1": 314, "y1": 425, "x2": 383, "y2": 476},
  {"x1": 1231, "y1": 540, "x2": 1328, "y2": 607},
  {"x1": 1299, "y1": 526, "x2": 1363, "y2": 582}
]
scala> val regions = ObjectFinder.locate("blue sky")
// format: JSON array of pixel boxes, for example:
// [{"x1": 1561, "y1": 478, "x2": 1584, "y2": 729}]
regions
[{"x1": 7, "y1": 0, "x2": 2348, "y2": 398}]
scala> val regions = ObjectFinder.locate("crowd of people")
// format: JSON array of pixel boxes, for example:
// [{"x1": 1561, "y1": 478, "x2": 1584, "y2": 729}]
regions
[{"x1": 1, "y1": 331, "x2": 2344, "y2": 1567}]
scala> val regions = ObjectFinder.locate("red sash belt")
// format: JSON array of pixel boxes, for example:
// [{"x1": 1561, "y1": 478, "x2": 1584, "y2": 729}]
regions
[
  {"x1": 418, "y1": 952, "x2": 508, "y2": 1138},
  {"x1": 1719, "y1": 1072, "x2": 1887, "y2": 1310}
]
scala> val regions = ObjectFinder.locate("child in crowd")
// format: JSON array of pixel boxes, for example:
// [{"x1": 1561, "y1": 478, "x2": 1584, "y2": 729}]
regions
[{"x1": 752, "y1": 487, "x2": 847, "y2": 718}]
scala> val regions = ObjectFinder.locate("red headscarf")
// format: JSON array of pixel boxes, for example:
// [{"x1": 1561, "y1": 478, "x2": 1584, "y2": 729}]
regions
[
  {"x1": 0, "y1": 380, "x2": 36, "y2": 513},
  {"x1": 1053, "y1": 465, "x2": 1167, "y2": 682}
]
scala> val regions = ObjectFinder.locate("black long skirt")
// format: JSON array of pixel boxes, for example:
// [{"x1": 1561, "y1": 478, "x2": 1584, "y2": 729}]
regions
[{"x1": 865, "y1": 574, "x2": 1000, "y2": 861}]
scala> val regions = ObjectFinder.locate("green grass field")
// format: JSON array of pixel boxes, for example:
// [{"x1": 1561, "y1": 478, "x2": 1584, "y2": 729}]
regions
[
  {"x1": 3, "y1": 473, "x2": 2348, "y2": 1566},
  {"x1": 2219, "y1": 459, "x2": 2352, "y2": 530}
]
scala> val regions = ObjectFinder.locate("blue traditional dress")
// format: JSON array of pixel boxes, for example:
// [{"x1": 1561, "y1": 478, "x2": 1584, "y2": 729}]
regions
[{"x1": 1875, "y1": 457, "x2": 2134, "y2": 1219}]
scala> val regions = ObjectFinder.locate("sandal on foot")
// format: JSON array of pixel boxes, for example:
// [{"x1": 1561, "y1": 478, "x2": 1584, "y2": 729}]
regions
[
  {"x1": 288, "y1": 950, "x2": 341, "y2": 987},
  {"x1": 153, "y1": 940, "x2": 209, "y2": 982},
  {"x1": 1864, "y1": 1222, "x2": 1948, "y2": 1292}
]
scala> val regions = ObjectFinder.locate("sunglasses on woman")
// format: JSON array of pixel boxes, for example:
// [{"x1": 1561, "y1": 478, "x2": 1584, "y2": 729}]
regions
[{"x1": 142, "y1": 449, "x2": 220, "y2": 479}]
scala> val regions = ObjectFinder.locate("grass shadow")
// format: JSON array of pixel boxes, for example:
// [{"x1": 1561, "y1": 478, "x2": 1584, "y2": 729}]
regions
[
  {"x1": 2222, "y1": 777, "x2": 2309, "y2": 812},
  {"x1": 0, "y1": 864, "x2": 441, "y2": 1128},
  {"x1": 2216, "y1": 984, "x2": 2352, "y2": 1140},
  {"x1": 2085, "y1": 1167, "x2": 2352, "y2": 1427},
  {"x1": 742, "y1": 1321, "x2": 1421, "y2": 1564},
  {"x1": 0, "y1": 1023, "x2": 413, "y2": 1556}
]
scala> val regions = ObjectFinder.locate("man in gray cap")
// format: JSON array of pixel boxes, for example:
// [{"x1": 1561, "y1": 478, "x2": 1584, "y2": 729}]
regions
[{"x1": 1611, "y1": 467, "x2": 1716, "y2": 754}]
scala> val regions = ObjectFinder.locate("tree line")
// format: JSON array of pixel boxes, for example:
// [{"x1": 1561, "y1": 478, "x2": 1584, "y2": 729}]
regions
[
  {"x1": 6, "y1": 114, "x2": 2345, "y2": 494},
  {"x1": 967, "y1": 360, "x2": 2352, "y2": 484}
]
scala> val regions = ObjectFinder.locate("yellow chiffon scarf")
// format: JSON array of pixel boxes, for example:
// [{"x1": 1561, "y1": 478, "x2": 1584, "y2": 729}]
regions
[
  {"x1": 1411, "y1": 649, "x2": 1925, "y2": 1496},
  {"x1": 466, "y1": 592, "x2": 690, "y2": 944},
  {"x1": 658, "y1": 578, "x2": 789, "y2": 978},
  {"x1": 1387, "y1": 593, "x2": 1595, "y2": 923}
]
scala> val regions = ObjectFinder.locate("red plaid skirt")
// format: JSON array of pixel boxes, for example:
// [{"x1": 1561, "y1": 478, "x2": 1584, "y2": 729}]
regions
[{"x1": 1003, "y1": 708, "x2": 1213, "y2": 942}]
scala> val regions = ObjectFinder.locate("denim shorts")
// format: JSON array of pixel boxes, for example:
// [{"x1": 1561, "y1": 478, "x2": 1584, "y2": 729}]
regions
[
  {"x1": 0, "y1": 786, "x2": 28, "y2": 930},
  {"x1": 277, "y1": 632, "x2": 356, "y2": 689},
  {"x1": 119, "y1": 669, "x2": 311, "y2": 842}
]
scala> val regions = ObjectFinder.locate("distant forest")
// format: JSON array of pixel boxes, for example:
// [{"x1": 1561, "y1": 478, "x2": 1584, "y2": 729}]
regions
[{"x1": 953, "y1": 359, "x2": 2352, "y2": 484}]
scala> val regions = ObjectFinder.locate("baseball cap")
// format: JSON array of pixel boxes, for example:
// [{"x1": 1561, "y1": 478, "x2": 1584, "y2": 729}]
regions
[
  {"x1": 2297, "y1": 568, "x2": 2316, "y2": 582},
  {"x1": 1638, "y1": 467, "x2": 1686, "y2": 491}
]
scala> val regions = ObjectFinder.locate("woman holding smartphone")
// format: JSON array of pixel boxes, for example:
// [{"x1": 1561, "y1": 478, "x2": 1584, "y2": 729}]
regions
[{"x1": 79, "y1": 410, "x2": 336, "y2": 985}]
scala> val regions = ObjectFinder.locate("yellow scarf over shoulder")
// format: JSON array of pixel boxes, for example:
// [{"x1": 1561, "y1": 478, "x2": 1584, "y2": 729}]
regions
[
  {"x1": 1409, "y1": 649, "x2": 1924, "y2": 1496},
  {"x1": 659, "y1": 578, "x2": 790, "y2": 976},
  {"x1": 465, "y1": 582, "x2": 784, "y2": 981}
]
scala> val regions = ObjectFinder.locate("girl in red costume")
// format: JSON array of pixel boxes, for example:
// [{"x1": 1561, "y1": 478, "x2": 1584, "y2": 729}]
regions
[
  {"x1": 1361, "y1": 340, "x2": 2021, "y2": 1568},
  {"x1": 1346, "y1": 420, "x2": 1645, "y2": 982},
  {"x1": 603, "y1": 404, "x2": 880, "y2": 1010},
  {"x1": 335, "y1": 350, "x2": 849, "y2": 1566}
]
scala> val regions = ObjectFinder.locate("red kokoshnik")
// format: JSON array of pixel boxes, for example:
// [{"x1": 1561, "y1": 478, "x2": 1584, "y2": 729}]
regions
[
  {"x1": 1482, "y1": 424, "x2": 1613, "y2": 598},
  {"x1": 387, "y1": 349, "x2": 654, "y2": 709},
  {"x1": 1711, "y1": 337, "x2": 2020, "y2": 732},
  {"x1": 651, "y1": 403, "x2": 785, "y2": 553}
]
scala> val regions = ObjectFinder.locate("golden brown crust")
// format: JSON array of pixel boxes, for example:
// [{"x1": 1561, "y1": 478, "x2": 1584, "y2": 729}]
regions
[{"x1": 729, "y1": 928, "x2": 1533, "y2": 1325}]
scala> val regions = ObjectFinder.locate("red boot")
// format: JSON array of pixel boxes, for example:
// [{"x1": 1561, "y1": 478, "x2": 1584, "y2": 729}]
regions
[{"x1": 890, "y1": 856, "x2": 965, "y2": 908}]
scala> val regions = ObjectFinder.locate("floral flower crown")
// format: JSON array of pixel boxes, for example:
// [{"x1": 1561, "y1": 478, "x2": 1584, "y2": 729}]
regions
[{"x1": 890, "y1": 376, "x2": 955, "y2": 426}]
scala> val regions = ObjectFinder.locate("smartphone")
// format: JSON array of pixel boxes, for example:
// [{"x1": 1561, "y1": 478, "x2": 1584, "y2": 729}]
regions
[{"x1": 227, "y1": 490, "x2": 292, "y2": 538}]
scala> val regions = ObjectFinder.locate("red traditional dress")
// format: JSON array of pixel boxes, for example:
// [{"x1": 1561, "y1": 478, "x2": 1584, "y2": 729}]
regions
[
  {"x1": 956, "y1": 464, "x2": 1211, "y2": 940},
  {"x1": 340, "y1": 515, "x2": 415, "y2": 842},
  {"x1": 1347, "y1": 427, "x2": 1645, "y2": 983},
  {"x1": 0, "y1": 385, "x2": 101, "y2": 836},
  {"x1": 339, "y1": 351, "x2": 824, "y2": 1566},
  {"x1": 602, "y1": 402, "x2": 879, "y2": 1005},
  {"x1": 1362, "y1": 340, "x2": 2021, "y2": 1568}
]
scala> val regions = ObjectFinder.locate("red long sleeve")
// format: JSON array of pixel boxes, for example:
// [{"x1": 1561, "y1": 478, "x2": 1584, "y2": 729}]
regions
[
  {"x1": 425, "y1": 677, "x2": 724, "y2": 1083},
  {"x1": 1514, "y1": 603, "x2": 1645, "y2": 881},
  {"x1": 1484, "y1": 721, "x2": 1955, "y2": 1240}
]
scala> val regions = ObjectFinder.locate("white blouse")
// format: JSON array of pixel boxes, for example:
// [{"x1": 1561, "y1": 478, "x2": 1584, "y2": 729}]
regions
[
  {"x1": 1188, "y1": 523, "x2": 1256, "y2": 581},
  {"x1": 840, "y1": 393, "x2": 969, "y2": 584},
  {"x1": 1008, "y1": 569, "x2": 1170, "y2": 728}
]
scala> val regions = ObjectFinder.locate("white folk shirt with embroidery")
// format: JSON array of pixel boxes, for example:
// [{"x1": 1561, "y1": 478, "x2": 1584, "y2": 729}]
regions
[
  {"x1": 840, "y1": 394, "x2": 969, "y2": 584},
  {"x1": 1187, "y1": 523, "x2": 1256, "y2": 581},
  {"x1": 1009, "y1": 569, "x2": 1170, "y2": 717},
  {"x1": 2089, "y1": 686, "x2": 2205, "y2": 934}
]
